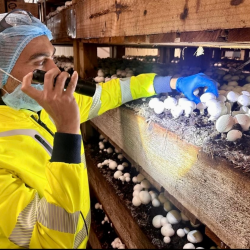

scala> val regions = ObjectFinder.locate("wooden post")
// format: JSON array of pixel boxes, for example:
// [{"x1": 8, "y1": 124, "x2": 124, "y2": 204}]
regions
[
  {"x1": 115, "y1": 46, "x2": 125, "y2": 59},
  {"x1": 73, "y1": 41, "x2": 98, "y2": 78},
  {"x1": 158, "y1": 47, "x2": 175, "y2": 64}
]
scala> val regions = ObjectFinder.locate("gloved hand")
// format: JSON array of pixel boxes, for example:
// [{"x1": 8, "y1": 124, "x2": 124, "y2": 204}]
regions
[{"x1": 176, "y1": 73, "x2": 219, "y2": 104}]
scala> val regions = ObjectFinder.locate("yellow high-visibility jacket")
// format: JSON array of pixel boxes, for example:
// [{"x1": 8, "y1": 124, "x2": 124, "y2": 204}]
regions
[{"x1": 0, "y1": 74, "x2": 171, "y2": 248}]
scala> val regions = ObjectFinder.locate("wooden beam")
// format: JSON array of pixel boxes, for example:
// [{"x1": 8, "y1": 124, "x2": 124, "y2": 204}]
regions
[
  {"x1": 75, "y1": 0, "x2": 250, "y2": 38},
  {"x1": 205, "y1": 227, "x2": 230, "y2": 249},
  {"x1": 90, "y1": 106, "x2": 250, "y2": 249},
  {"x1": 88, "y1": 227, "x2": 102, "y2": 249},
  {"x1": 86, "y1": 152, "x2": 156, "y2": 249}
]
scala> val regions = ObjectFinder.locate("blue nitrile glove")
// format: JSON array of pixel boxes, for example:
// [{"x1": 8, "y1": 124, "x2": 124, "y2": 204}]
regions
[{"x1": 176, "y1": 73, "x2": 219, "y2": 104}]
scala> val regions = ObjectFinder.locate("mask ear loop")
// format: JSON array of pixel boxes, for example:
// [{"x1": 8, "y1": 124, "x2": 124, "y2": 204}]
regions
[
  {"x1": 0, "y1": 67, "x2": 23, "y2": 84},
  {"x1": 1, "y1": 88, "x2": 9, "y2": 94}
]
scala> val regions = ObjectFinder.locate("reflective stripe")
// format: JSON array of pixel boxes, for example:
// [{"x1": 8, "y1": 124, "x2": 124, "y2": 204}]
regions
[
  {"x1": 81, "y1": 153, "x2": 87, "y2": 169},
  {"x1": 87, "y1": 84, "x2": 102, "y2": 120},
  {"x1": 0, "y1": 129, "x2": 52, "y2": 156},
  {"x1": 119, "y1": 78, "x2": 133, "y2": 104},
  {"x1": 37, "y1": 198, "x2": 80, "y2": 234},
  {"x1": 74, "y1": 211, "x2": 91, "y2": 249},
  {"x1": 9, "y1": 193, "x2": 39, "y2": 248}
]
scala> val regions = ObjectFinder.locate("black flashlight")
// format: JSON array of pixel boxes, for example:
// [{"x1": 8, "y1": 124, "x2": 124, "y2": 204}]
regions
[{"x1": 32, "y1": 69, "x2": 96, "y2": 97}]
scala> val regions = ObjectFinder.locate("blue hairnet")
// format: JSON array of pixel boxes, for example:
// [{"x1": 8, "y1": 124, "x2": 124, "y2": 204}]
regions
[{"x1": 0, "y1": 12, "x2": 53, "y2": 87}]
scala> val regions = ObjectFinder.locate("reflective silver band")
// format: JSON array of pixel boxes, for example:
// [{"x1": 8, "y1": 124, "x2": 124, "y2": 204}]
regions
[
  {"x1": 9, "y1": 193, "x2": 39, "y2": 248},
  {"x1": 87, "y1": 84, "x2": 102, "y2": 120},
  {"x1": 0, "y1": 129, "x2": 52, "y2": 156},
  {"x1": 37, "y1": 198, "x2": 80, "y2": 234},
  {"x1": 119, "y1": 77, "x2": 133, "y2": 104},
  {"x1": 74, "y1": 211, "x2": 91, "y2": 249}
]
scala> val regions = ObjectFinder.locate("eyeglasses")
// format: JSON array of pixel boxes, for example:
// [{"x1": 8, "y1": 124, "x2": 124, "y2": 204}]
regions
[{"x1": 0, "y1": 9, "x2": 33, "y2": 32}]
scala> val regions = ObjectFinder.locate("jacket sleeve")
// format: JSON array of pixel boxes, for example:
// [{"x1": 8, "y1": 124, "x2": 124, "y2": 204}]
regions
[
  {"x1": 74, "y1": 73, "x2": 172, "y2": 123},
  {"x1": 0, "y1": 133, "x2": 88, "y2": 248}
]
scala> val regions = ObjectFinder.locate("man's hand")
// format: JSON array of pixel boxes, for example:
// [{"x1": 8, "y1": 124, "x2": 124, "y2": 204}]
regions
[
  {"x1": 22, "y1": 68, "x2": 80, "y2": 134},
  {"x1": 173, "y1": 73, "x2": 219, "y2": 104}
]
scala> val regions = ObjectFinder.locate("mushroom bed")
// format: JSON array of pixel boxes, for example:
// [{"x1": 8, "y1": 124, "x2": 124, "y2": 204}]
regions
[
  {"x1": 86, "y1": 139, "x2": 216, "y2": 249},
  {"x1": 124, "y1": 96, "x2": 250, "y2": 172}
]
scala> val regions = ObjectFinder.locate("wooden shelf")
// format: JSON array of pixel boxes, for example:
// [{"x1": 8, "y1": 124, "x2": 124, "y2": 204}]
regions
[
  {"x1": 87, "y1": 106, "x2": 250, "y2": 249},
  {"x1": 86, "y1": 150, "x2": 156, "y2": 249}
]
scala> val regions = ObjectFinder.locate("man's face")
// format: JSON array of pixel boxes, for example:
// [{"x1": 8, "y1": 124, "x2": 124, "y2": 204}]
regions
[{"x1": 1, "y1": 35, "x2": 57, "y2": 96}]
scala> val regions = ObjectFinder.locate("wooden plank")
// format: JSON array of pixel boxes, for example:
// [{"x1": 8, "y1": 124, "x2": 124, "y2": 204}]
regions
[
  {"x1": 88, "y1": 227, "x2": 102, "y2": 249},
  {"x1": 86, "y1": 152, "x2": 156, "y2": 249},
  {"x1": 75, "y1": 0, "x2": 250, "y2": 39},
  {"x1": 205, "y1": 227, "x2": 230, "y2": 249},
  {"x1": 90, "y1": 106, "x2": 250, "y2": 249}
]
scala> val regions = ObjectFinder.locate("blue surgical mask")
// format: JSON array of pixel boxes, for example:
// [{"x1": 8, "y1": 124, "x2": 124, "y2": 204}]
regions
[{"x1": 2, "y1": 83, "x2": 44, "y2": 112}]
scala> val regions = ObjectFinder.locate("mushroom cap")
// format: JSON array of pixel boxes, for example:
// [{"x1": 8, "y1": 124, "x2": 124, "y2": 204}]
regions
[
  {"x1": 137, "y1": 173, "x2": 145, "y2": 182},
  {"x1": 149, "y1": 98, "x2": 160, "y2": 109},
  {"x1": 219, "y1": 90, "x2": 228, "y2": 96},
  {"x1": 177, "y1": 229, "x2": 186, "y2": 238},
  {"x1": 149, "y1": 191, "x2": 158, "y2": 200},
  {"x1": 139, "y1": 191, "x2": 151, "y2": 205},
  {"x1": 240, "y1": 106, "x2": 249, "y2": 113},
  {"x1": 163, "y1": 236, "x2": 171, "y2": 244},
  {"x1": 163, "y1": 201, "x2": 173, "y2": 212},
  {"x1": 231, "y1": 75, "x2": 240, "y2": 81},
  {"x1": 154, "y1": 101, "x2": 165, "y2": 114},
  {"x1": 187, "y1": 230, "x2": 203, "y2": 244},
  {"x1": 134, "y1": 184, "x2": 143, "y2": 191},
  {"x1": 242, "y1": 91, "x2": 250, "y2": 97},
  {"x1": 178, "y1": 98, "x2": 189, "y2": 107},
  {"x1": 114, "y1": 171, "x2": 123, "y2": 179},
  {"x1": 184, "y1": 106, "x2": 193, "y2": 117},
  {"x1": 184, "y1": 227, "x2": 190, "y2": 234},
  {"x1": 223, "y1": 74, "x2": 232, "y2": 81},
  {"x1": 152, "y1": 215, "x2": 164, "y2": 228},
  {"x1": 234, "y1": 114, "x2": 250, "y2": 131},
  {"x1": 215, "y1": 114, "x2": 235, "y2": 133},
  {"x1": 196, "y1": 102, "x2": 207, "y2": 110},
  {"x1": 207, "y1": 103, "x2": 222, "y2": 117},
  {"x1": 141, "y1": 179, "x2": 151, "y2": 189},
  {"x1": 119, "y1": 176, "x2": 125, "y2": 182},
  {"x1": 125, "y1": 177, "x2": 131, "y2": 182},
  {"x1": 227, "y1": 130, "x2": 242, "y2": 141},
  {"x1": 152, "y1": 198, "x2": 161, "y2": 207},
  {"x1": 206, "y1": 99, "x2": 219, "y2": 107},
  {"x1": 181, "y1": 212, "x2": 190, "y2": 222},
  {"x1": 107, "y1": 147, "x2": 113, "y2": 154},
  {"x1": 200, "y1": 93, "x2": 216, "y2": 103},
  {"x1": 171, "y1": 105, "x2": 184, "y2": 118},
  {"x1": 133, "y1": 190, "x2": 140, "y2": 197},
  {"x1": 132, "y1": 196, "x2": 141, "y2": 207},
  {"x1": 238, "y1": 95, "x2": 250, "y2": 106},
  {"x1": 227, "y1": 91, "x2": 240, "y2": 103},
  {"x1": 164, "y1": 97, "x2": 177, "y2": 110},
  {"x1": 160, "y1": 217, "x2": 169, "y2": 226},
  {"x1": 167, "y1": 210, "x2": 182, "y2": 224},
  {"x1": 122, "y1": 162, "x2": 129, "y2": 167},
  {"x1": 217, "y1": 95, "x2": 227, "y2": 102},
  {"x1": 161, "y1": 225, "x2": 175, "y2": 237},
  {"x1": 117, "y1": 165, "x2": 124, "y2": 171},
  {"x1": 158, "y1": 192, "x2": 168, "y2": 204},
  {"x1": 109, "y1": 160, "x2": 117, "y2": 170},
  {"x1": 123, "y1": 173, "x2": 130, "y2": 178},
  {"x1": 183, "y1": 243, "x2": 196, "y2": 249},
  {"x1": 132, "y1": 177, "x2": 138, "y2": 183}
]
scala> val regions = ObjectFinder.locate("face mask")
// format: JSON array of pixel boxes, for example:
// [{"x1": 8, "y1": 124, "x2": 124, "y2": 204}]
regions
[{"x1": 2, "y1": 83, "x2": 44, "y2": 112}]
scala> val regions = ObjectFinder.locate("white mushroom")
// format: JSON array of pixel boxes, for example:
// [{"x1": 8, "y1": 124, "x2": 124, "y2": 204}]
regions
[
  {"x1": 215, "y1": 114, "x2": 235, "y2": 133},
  {"x1": 158, "y1": 193, "x2": 168, "y2": 204},
  {"x1": 161, "y1": 225, "x2": 175, "y2": 237},
  {"x1": 149, "y1": 98, "x2": 160, "y2": 109},
  {"x1": 107, "y1": 147, "x2": 113, "y2": 154},
  {"x1": 160, "y1": 217, "x2": 169, "y2": 226},
  {"x1": 227, "y1": 91, "x2": 240, "y2": 103},
  {"x1": 184, "y1": 106, "x2": 193, "y2": 117},
  {"x1": 240, "y1": 106, "x2": 249, "y2": 113},
  {"x1": 227, "y1": 130, "x2": 242, "y2": 141},
  {"x1": 99, "y1": 142, "x2": 105, "y2": 149},
  {"x1": 117, "y1": 154, "x2": 124, "y2": 160},
  {"x1": 207, "y1": 102, "x2": 222, "y2": 118},
  {"x1": 109, "y1": 160, "x2": 117, "y2": 170},
  {"x1": 125, "y1": 177, "x2": 131, "y2": 182},
  {"x1": 133, "y1": 190, "x2": 140, "y2": 197},
  {"x1": 200, "y1": 93, "x2": 216, "y2": 103},
  {"x1": 177, "y1": 229, "x2": 186, "y2": 238},
  {"x1": 228, "y1": 81, "x2": 238, "y2": 87},
  {"x1": 178, "y1": 98, "x2": 189, "y2": 108},
  {"x1": 152, "y1": 215, "x2": 163, "y2": 228},
  {"x1": 119, "y1": 176, "x2": 125, "y2": 182},
  {"x1": 152, "y1": 198, "x2": 161, "y2": 207},
  {"x1": 149, "y1": 191, "x2": 158, "y2": 200},
  {"x1": 196, "y1": 102, "x2": 207, "y2": 115},
  {"x1": 242, "y1": 90, "x2": 250, "y2": 96},
  {"x1": 154, "y1": 101, "x2": 165, "y2": 114},
  {"x1": 164, "y1": 96, "x2": 177, "y2": 110},
  {"x1": 117, "y1": 164, "x2": 124, "y2": 171},
  {"x1": 163, "y1": 236, "x2": 171, "y2": 244},
  {"x1": 234, "y1": 114, "x2": 250, "y2": 131},
  {"x1": 167, "y1": 210, "x2": 182, "y2": 224},
  {"x1": 238, "y1": 95, "x2": 250, "y2": 106},
  {"x1": 190, "y1": 222, "x2": 201, "y2": 228},
  {"x1": 132, "y1": 196, "x2": 141, "y2": 207},
  {"x1": 171, "y1": 106, "x2": 184, "y2": 119},
  {"x1": 94, "y1": 76, "x2": 104, "y2": 83},
  {"x1": 231, "y1": 75, "x2": 240, "y2": 81},
  {"x1": 187, "y1": 230, "x2": 203, "y2": 244},
  {"x1": 122, "y1": 162, "x2": 129, "y2": 167},
  {"x1": 139, "y1": 191, "x2": 151, "y2": 205},
  {"x1": 133, "y1": 184, "x2": 143, "y2": 191},
  {"x1": 184, "y1": 227, "x2": 190, "y2": 234},
  {"x1": 217, "y1": 95, "x2": 227, "y2": 102},
  {"x1": 97, "y1": 163, "x2": 102, "y2": 168},
  {"x1": 132, "y1": 177, "x2": 138, "y2": 183},
  {"x1": 123, "y1": 173, "x2": 130, "y2": 178},
  {"x1": 183, "y1": 243, "x2": 196, "y2": 249},
  {"x1": 114, "y1": 171, "x2": 123, "y2": 179}
]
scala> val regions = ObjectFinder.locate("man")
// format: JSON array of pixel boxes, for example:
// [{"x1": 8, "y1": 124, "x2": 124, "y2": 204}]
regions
[{"x1": 0, "y1": 10, "x2": 218, "y2": 249}]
